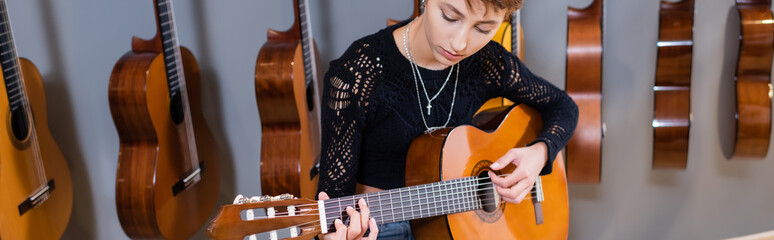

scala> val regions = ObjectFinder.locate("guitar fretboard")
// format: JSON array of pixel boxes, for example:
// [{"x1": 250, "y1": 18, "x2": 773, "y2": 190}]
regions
[
  {"x1": 155, "y1": 0, "x2": 184, "y2": 99},
  {"x1": 322, "y1": 177, "x2": 490, "y2": 230},
  {"x1": 0, "y1": 1, "x2": 24, "y2": 111},
  {"x1": 298, "y1": 0, "x2": 316, "y2": 90}
]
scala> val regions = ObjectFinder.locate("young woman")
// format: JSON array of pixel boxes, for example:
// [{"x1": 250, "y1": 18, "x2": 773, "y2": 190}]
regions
[{"x1": 317, "y1": 0, "x2": 578, "y2": 239}]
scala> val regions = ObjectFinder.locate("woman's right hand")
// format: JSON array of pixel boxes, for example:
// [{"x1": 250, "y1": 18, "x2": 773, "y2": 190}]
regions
[{"x1": 318, "y1": 192, "x2": 379, "y2": 240}]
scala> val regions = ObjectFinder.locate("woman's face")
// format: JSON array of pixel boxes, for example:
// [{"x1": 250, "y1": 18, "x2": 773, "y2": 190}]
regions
[{"x1": 422, "y1": 0, "x2": 507, "y2": 67}]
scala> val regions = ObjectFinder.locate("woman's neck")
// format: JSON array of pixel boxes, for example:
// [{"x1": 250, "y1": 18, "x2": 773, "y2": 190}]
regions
[{"x1": 393, "y1": 17, "x2": 450, "y2": 70}]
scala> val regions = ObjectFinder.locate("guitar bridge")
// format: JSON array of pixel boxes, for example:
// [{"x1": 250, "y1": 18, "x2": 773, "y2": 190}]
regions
[
  {"x1": 18, "y1": 179, "x2": 55, "y2": 216},
  {"x1": 172, "y1": 162, "x2": 204, "y2": 196},
  {"x1": 531, "y1": 177, "x2": 545, "y2": 225}
]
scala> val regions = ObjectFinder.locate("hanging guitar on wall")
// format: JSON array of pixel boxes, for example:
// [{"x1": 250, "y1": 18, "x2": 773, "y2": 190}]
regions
[
  {"x1": 256, "y1": 0, "x2": 321, "y2": 199},
  {"x1": 730, "y1": 0, "x2": 773, "y2": 159},
  {"x1": 652, "y1": 0, "x2": 694, "y2": 168},
  {"x1": 566, "y1": 0, "x2": 603, "y2": 183},
  {"x1": 0, "y1": 0, "x2": 73, "y2": 239},
  {"x1": 109, "y1": 0, "x2": 221, "y2": 238}
]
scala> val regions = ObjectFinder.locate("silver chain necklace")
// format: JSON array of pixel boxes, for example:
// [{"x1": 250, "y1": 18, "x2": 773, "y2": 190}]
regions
[{"x1": 403, "y1": 20, "x2": 460, "y2": 133}]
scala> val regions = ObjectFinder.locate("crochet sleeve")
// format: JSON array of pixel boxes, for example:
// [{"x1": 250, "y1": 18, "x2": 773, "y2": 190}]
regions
[
  {"x1": 482, "y1": 44, "x2": 579, "y2": 175},
  {"x1": 317, "y1": 43, "x2": 378, "y2": 198}
]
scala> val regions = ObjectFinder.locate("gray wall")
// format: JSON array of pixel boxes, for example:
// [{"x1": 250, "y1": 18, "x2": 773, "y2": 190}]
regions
[{"x1": 4, "y1": 0, "x2": 774, "y2": 239}]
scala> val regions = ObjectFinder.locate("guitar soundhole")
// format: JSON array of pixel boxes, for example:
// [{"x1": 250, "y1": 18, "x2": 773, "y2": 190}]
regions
[
  {"x1": 169, "y1": 93, "x2": 184, "y2": 125},
  {"x1": 477, "y1": 171, "x2": 498, "y2": 213},
  {"x1": 10, "y1": 107, "x2": 29, "y2": 141},
  {"x1": 471, "y1": 160, "x2": 505, "y2": 223},
  {"x1": 305, "y1": 82, "x2": 315, "y2": 112}
]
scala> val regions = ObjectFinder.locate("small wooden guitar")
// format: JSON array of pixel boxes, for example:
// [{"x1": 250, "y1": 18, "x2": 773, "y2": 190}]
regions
[
  {"x1": 256, "y1": 0, "x2": 321, "y2": 199},
  {"x1": 566, "y1": 0, "x2": 603, "y2": 183},
  {"x1": 109, "y1": 0, "x2": 220, "y2": 239},
  {"x1": 652, "y1": 0, "x2": 694, "y2": 168},
  {"x1": 0, "y1": 0, "x2": 73, "y2": 239},
  {"x1": 207, "y1": 105, "x2": 568, "y2": 240},
  {"x1": 731, "y1": 0, "x2": 773, "y2": 158}
]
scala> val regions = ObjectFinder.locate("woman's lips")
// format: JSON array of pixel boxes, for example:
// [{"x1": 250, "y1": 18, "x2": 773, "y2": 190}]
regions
[{"x1": 440, "y1": 48, "x2": 462, "y2": 61}]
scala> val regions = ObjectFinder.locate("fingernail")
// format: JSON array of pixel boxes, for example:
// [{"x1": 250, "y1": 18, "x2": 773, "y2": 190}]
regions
[
  {"x1": 346, "y1": 206, "x2": 354, "y2": 211},
  {"x1": 335, "y1": 219, "x2": 343, "y2": 224},
  {"x1": 370, "y1": 218, "x2": 376, "y2": 224},
  {"x1": 491, "y1": 162, "x2": 500, "y2": 169}
]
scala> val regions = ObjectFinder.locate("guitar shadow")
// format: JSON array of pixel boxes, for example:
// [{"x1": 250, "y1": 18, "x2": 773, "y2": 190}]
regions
[
  {"x1": 34, "y1": 0, "x2": 96, "y2": 239},
  {"x1": 190, "y1": 0, "x2": 237, "y2": 238}
]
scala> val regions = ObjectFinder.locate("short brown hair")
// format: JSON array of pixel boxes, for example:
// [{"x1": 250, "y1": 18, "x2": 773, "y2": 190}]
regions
[{"x1": 465, "y1": 0, "x2": 524, "y2": 13}]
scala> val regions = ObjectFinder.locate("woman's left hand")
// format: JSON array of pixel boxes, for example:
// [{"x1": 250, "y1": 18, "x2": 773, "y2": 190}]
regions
[{"x1": 488, "y1": 142, "x2": 548, "y2": 204}]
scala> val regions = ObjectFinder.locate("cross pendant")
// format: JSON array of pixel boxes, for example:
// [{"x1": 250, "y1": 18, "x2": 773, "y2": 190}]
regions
[{"x1": 426, "y1": 104, "x2": 432, "y2": 115}]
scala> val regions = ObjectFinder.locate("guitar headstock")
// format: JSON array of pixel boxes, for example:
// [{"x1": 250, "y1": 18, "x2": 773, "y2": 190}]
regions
[{"x1": 207, "y1": 194, "x2": 323, "y2": 240}]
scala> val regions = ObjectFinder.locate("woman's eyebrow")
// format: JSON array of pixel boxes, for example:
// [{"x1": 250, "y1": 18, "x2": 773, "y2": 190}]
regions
[{"x1": 443, "y1": 2, "x2": 499, "y2": 25}]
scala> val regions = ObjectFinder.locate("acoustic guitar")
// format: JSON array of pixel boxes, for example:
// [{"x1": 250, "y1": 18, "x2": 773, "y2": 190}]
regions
[
  {"x1": 108, "y1": 0, "x2": 220, "y2": 238},
  {"x1": 731, "y1": 0, "x2": 773, "y2": 158},
  {"x1": 652, "y1": 0, "x2": 694, "y2": 168},
  {"x1": 0, "y1": 0, "x2": 73, "y2": 239},
  {"x1": 566, "y1": 0, "x2": 603, "y2": 183},
  {"x1": 207, "y1": 105, "x2": 569, "y2": 240},
  {"x1": 256, "y1": 0, "x2": 321, "y2": 199}
]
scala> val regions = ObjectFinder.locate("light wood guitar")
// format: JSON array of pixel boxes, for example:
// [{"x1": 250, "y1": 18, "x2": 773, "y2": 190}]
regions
[{"x1": 0, "y1": 0, "x2": 73, "y2": 239}]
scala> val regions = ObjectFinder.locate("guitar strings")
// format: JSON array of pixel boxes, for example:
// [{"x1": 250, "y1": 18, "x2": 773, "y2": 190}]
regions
[
  {"x1": 3, "y1": 1, "x2": 49, "y2": 186},
  {"x1": 248, "y1": 183, "x2": 539, "y2": 220},
  {"x1": 277, "y1": 173, "x2": 534, "y2": 209},
  {"x1": 162, "y1": 0, "x2": 201, "y2": 173}
]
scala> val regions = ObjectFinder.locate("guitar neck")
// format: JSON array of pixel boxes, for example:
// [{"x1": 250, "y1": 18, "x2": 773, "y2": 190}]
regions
[
  {"x1": 154, "y1": 0, "x2": 186, "y2": 99},
  {"x1": 297, "y1": 0, "x2": 317, "y2": 87},
  {"x1": 320, "y1": 177, "x2": 491, "y2": 231},
  {"x1": 0, "y1": 0, "x2": 25, "y2": 111}
]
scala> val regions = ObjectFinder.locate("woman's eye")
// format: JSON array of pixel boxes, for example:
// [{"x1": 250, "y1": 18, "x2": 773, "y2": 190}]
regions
[
  {"x1": 441, "y1": 12, "x2": 458, "y2": 22},
  {"x1": 476, "y1": 27, "x2": 492, "y2": 34}
]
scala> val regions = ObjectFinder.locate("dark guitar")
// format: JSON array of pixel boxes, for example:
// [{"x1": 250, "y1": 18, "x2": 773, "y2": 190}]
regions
[
  {"x1": 653, "y1": 0, "x2": 694, "y2": 168},
  {"x1": 108, "y1": 0, "x2": 220, "y2": 238},
  {"x1": 256, "y1": 0, "x2": 321, "y2": 199},
  {"x1": 0, "y1": 0, "x2": 73, "y2": 238},
  {"x1": 207, "y1": 105, "x2": 569, "y2": 240},
  {"x1": 731, "y1": 0, "x2": 773, "y2": 158},
  {"x1": 566, "y1": 0, "x2": 603, "y2": 183}
]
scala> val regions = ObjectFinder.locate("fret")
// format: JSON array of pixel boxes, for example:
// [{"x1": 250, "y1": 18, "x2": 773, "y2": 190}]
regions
[
  {"x1": 165, "y1": 54, "x2": 174, "y2": 60},
  {"x1": 161, "y1": 21, "x2": 171, "y2": 26},
  {"x1": 4, "y1": 73, "x2": 16, "y2": 82},
  {"x1": 160, "y1": 11, "x2": 169, "y2": 17},
  {"x1": 162, "y1": 30, "x2": 172, "y2": 36},
  {"x1": 3, "y1": 64, "x2": 15, "y2": 72},
  {"x1": 9, "y1": 98, "x2": 20, "y2": 107}
]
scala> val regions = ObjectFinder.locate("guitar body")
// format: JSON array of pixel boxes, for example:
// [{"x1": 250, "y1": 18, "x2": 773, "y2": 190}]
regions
[
  {"x1": 653, "y1": 0, "x2": 693, "y2": 168},
  {"x1": 0, "y1": 58, "x2": 73, "y2": 239},
  {"x1": 566, "y1": 0, "x2": 603, "y2": 183},
  {"x1": 406, "y1": 105, "x2": 569, "y2": 239},
  {"x1": 732, "y1": 0, "x2": 773, "y2": 158},
  {"x1": 110, "y1": 43, "x2": 220, "y2": 239},
  {"x1": 257, "y1": 0, "x2": 320, "y2": 199}
]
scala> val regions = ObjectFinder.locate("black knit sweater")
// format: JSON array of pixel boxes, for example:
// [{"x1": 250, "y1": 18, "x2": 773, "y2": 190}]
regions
[{"x1": 318, "y1": 21, "x2": 578, "y2": 198}]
